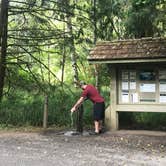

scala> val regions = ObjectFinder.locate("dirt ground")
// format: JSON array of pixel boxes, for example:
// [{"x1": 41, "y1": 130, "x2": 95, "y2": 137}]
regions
[{"x1": 0, "y1": 129, "x2": 165, "y2": 166}]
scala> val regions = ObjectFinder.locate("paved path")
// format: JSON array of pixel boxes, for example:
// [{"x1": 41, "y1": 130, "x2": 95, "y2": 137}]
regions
[{"x1": 0, "y1": 130, "x2": 165, "y2": 166}]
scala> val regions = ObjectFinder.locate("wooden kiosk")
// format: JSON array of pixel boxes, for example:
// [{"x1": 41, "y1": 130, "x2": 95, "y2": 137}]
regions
[{"x1": 88, "y1": 37, "x2": 166, "y2": 130}]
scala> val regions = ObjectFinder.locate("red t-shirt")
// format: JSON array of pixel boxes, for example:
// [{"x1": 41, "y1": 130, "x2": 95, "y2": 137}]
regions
[{"x1": 81, "y1": 84, "x2": 104, "y2": 103}]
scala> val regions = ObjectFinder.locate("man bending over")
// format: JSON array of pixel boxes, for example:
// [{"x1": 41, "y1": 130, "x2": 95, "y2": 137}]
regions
[{"x1": 70, "y1": 81, "x2": 105, "y2": 135}]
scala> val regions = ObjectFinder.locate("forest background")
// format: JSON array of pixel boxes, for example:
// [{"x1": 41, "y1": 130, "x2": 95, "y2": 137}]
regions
[{"x1": 0, "y1": 0, "x2": 166, "y2": 130}]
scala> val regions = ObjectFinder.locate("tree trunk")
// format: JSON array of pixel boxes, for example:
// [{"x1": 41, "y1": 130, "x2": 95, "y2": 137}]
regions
[
  {"x1": 61, "y1": 23, "x2": 66, "y2": 86},
  {"x1": 61, "y1": 45, "x2": 66, "y2": 86},
  {"x1": 0, "y1": 0, "x2": 9, "y2": 101},
  {"x1": 65, "y1": 0, "x2": 84, "y2": 132},
  {"x1": 43, "y1": 50, "x2": 51, "y2": 129},
  {"x1": 43, "y1": 95, "x2": 48, "y2": 129},
  {"x1": 93, "y1": 0, "x2": 99, "y2": 90},
  {"x1": 66, "y1": 15, "x2": 79, "y2": 84}
]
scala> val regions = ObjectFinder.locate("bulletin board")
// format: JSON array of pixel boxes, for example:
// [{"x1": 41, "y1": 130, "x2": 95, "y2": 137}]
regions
[{"x1": 119, "y1": 68, "x2": 166, "y2": 104}]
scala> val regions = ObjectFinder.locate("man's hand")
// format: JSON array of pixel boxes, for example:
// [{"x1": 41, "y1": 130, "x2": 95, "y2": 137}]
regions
[
  {"x1": 70, "y1": 107, "x2": 76, "y2": 112},
  {"x1": 70, "y1": 97, "x2": 84, "y2": 113}
]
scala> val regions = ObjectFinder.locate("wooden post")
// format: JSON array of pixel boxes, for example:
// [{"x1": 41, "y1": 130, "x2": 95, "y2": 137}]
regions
[
  {"x1": 110, "y1": 66, "x2": 118, "y2": 130},
  {"x1": 0, "y1": 0, "x2": 9, "y2": 101},
  {"x1": 43, "y1": 95, "x2": 48, "y2": 129},
  {"x1": 76, "y1": 104, "x2": 84, "y2": 133},
  {"x1": 105, "y1": 105, "x2": 111, "y2": 129}
]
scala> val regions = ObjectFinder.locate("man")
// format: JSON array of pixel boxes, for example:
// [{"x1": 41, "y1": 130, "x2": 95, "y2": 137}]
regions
[{"x1": 70, "y1": 81, "x2": 105, "y2": 135}]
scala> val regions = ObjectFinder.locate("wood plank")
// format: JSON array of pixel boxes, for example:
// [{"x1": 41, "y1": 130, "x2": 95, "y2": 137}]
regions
[
  {"x1": 88, "y1": 58, "x2": 166, "y2": 64},
  {"x1": 110, "y1": 67, "x2": 119, "y2": 130},
  {"x1": 117, "y1": 104, "x2": 166, "y2": 112}
]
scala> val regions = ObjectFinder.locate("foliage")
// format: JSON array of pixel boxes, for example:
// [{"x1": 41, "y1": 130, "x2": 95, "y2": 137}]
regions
[
  {"x1": 0, "y1": 86, "x2": 80, "y2": 127},
  {"x1": 0, "y1": 0, "x2": 165, "y2": 129},
  {"x1": 125, "y1": 0, "x2": 166, "y2": 37},
  {"x1": 119, "y1": 112, "x2": 166, "y2": 130}
]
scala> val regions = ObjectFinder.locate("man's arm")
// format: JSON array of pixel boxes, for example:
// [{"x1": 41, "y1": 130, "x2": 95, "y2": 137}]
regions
[{"x1": 70, "y1": 96, "x2": 84, "y2": 112}]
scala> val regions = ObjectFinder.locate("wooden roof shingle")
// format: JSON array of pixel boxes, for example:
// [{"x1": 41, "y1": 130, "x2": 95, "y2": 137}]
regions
[{"x1": 88, "y1": 37, "x2": 166, "y2": 64}]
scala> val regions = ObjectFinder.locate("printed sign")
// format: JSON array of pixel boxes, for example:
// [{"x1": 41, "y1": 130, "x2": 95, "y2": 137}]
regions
[
  {"x1": 122, "y1": 82, "x2": 129, "y2": 90},
  {"x1": 122, "y1": 93, "x2": 129, "y2": 103},
  {"x1": 130, "y1": 82, "x2": 136, "y2": 90},
  {"x1": 131, "y1": 93, "x2": 138, "y2": 103},
  {"x1": 159, "y1": 83, "x2": 166, "y2": 92},
  {"x1": 122, "y1": 71, "x2": 129, "y2": 80},
  {"x1": 160, "y1": 94, "x2": 166, "y2": 103},
  {"x1": 140, "y1": 83, "x2": 156, "y2": 92},
  {"x1": 130, "y1": 71, "x2": 136, "y2": 80}
]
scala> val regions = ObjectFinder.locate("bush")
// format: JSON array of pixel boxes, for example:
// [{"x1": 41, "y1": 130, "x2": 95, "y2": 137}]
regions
[
  {"x1": 0, "y1": 86, "x2": 93, "y2": 128},
  {"x1": 119, "y1": 112, "x2": 166, "y2": 131}
]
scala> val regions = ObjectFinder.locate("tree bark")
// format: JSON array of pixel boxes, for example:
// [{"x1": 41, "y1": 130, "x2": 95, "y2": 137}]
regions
[
  {"x1": 66, "y1": 15, "x2": 79, "y2": 84},
  {"x1": 0, "y1": 0, "x2": 9, "y2": 101},
  {"x1": 65, "y1": 0, "x2": 83, "y2": 132},
  {"x1": 93, "y1": 0, "x2": 99, "y2": 91},
  {"x1": 43, "y1": 95, "x2": 48, "y2": 129},
  {"x1": 61, "y1": 23, "x2": 66, "y2": 86}
]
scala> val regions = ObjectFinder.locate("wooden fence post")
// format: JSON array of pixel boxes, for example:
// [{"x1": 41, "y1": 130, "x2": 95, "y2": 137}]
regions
[{"x1": 43, "y1": 95, "x2": 48, "y2": 129}]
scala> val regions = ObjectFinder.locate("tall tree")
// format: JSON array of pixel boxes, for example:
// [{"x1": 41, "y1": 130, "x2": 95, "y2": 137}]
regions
[
  {"x1": 65, "y1": 0, "x2": 84, "y2": 132},
  {"x1": 125, "y1": 0, "x2": 165, "y2": 38},
  {"x1": 66, "y1": 1, "x2": 79, "y2": 85},
  {"x1": 92, "y1": 0, "x2": 100, "y2": 90},
  {"x1": 0, "y1": 0, "x2": 9, "y2": 101}
]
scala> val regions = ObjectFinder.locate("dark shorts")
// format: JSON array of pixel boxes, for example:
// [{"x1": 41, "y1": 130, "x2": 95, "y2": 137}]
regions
[{"x1": 93, "y1": 102, "x2": 105, "y2": 121}]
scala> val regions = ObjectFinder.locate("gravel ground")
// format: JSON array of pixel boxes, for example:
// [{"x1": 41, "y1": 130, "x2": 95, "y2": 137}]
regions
[{"x1": 0, "y1": 130, "x2": 165, "y2": 166}]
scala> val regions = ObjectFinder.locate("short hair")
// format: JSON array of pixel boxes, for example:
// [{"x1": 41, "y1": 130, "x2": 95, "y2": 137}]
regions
[{"x1": 79, "y1": 80, "x2": 86, "y2": 86}]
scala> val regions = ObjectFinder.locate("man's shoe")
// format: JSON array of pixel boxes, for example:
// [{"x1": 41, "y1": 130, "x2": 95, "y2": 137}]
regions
[
  {"x1": 99, "y1": 128, "x2": 105, "y2": 134},
  {"x1": 89, "y1": 131, "x2": 100, "y2": 135}
]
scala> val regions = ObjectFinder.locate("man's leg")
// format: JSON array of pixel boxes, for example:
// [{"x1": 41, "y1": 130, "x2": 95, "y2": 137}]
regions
[
  {"x1": 93, "y1": 102, "x2": 105, "y2": 134},
  {"x1": 99, "y1": 120, "x2": 103, "y2": 131},
  {"x1": 94, "y1": 120, "x2": 100, "y2": 133}
]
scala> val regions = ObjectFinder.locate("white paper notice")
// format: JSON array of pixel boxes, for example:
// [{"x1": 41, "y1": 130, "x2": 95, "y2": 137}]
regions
[
  {"x1": 130, "y1": 82, "x2": 136, "y2": 90},
  {"x1": 131, "y1": 93, "x2": 138, "y2": 103},
  {"x1": 122, "y1": 82, "x2": 128, "y2": 90},
  {"x1": 122, "y1": 93, "x2": 129, "y2": 103},
  {"x1": 159, "y1": 83, "x2": 166, "y2": 92},
  {"x1": 122, "y1": 71, "x2": 129, "y2": 80},
  {"x1": 140, "y1": 84, "x2": 156, "y2": 92},
  {"x1": 160, "y1": 95, "x2": 166, "y2": 103},
  {"x1": 130, "y1": 71, "x2": 136, "y2": 80}
]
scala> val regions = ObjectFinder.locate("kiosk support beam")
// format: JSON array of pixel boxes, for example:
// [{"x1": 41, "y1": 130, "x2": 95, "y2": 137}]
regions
[{"x1": 110, "y1": 66, "x2": 118, "y2": 130}]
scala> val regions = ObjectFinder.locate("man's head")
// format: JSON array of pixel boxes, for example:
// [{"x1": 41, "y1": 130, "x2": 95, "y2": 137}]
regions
[{"x1": 79, "y1": 81, "x2": 87, "y2": 89}]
